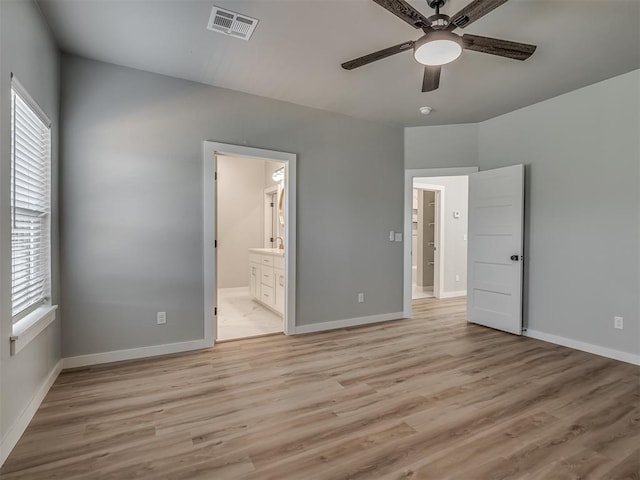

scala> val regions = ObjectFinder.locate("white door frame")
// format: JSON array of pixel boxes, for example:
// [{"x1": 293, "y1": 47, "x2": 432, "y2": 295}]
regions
[
  {"x1": 264, "y1": 186, "x2": 278, "y2": 248},
  {"x1": 203, "y1": 142, "x2": 297, "y2": 345},
  {"x1": 413, "y1": 183, "x2": 444, "y2": 299},
  {"x1": 404, "y1": 167, "x2": 478, "y2": 317}
]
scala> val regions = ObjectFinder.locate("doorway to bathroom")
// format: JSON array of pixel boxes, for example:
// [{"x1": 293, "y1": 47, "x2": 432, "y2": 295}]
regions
[{"x1": 203, "y1": 142, "x2": 296, "y2": 344}]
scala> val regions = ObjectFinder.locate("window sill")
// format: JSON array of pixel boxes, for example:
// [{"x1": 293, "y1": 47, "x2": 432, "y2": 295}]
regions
[{"x1": 10, "y1": 305, "x2": 58, "y2": 356}]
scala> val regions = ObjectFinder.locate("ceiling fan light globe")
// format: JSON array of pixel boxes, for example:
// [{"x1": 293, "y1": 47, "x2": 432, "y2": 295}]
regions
[{"x1": 414, "y1": 32, "x2": 463, "y2": 66}]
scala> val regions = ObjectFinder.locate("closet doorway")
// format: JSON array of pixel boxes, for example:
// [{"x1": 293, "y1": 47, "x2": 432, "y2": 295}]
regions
[
  {"x1": 403, "y1": 167, "x2": 477, "y2": 317},
  {"x1": 412, "y1": 186, "x2": 442, "y2": 299}
]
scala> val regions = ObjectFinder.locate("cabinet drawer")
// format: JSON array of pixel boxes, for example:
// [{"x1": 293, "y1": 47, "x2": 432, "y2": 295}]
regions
[
  {"x1": 261, "y1": 266, "x2": 274, "y2": 287},
  {"x1": 274, "y1": 256, "x2": 285, "y2": 270},
  {"x1": 261, "y1": 255, "x2": 274, "y2": 267},
  {"x1": 261, "y1": 285, "x2": 274, "y2": 306},
  {"x1": 249, "y1": 253, "x2": 261, "y2": 264}
]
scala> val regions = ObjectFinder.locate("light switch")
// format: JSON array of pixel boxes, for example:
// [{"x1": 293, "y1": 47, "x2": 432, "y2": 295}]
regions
[
  {"x1": 394, "y1": 232, "x2": 403, "y2": 242},
  {"x1": 389, "y1": 231, "x2": 395, "y2": 241}
]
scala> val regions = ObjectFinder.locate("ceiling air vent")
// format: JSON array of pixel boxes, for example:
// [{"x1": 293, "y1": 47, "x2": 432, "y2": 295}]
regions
[{"x1": 207, "y1": 6, "x2": 259, "y2": 41}]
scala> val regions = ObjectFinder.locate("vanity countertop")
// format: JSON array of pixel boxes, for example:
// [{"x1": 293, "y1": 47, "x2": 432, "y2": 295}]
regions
[{"x1": 249, "y1": 248, "x2": 285, "y2": 257}]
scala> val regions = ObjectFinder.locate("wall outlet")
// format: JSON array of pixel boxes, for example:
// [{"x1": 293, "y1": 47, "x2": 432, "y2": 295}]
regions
[
  {"x1": 614, "y1": 316, "x2": 623, "y2": 330},
  {"x1": 394, "y1": 232, "x2": 403, "y2": 242},
  {"x1": 455, "y1": 274, "x2": 460, "y2": 282},
  {"x1": 357, "y1": 293, "x2": 364, "y2": 303},
  {"x1": 157, "y1": 311, "x2": 167, "y2": 325}
]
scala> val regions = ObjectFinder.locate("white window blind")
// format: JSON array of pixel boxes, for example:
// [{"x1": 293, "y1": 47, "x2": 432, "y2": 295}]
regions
[{"x1": 10, "y1": 81, "x2": 52, "y2": 322}]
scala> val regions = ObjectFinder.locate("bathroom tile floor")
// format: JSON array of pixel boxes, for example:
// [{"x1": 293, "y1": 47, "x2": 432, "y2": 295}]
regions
[{"x1": 217, "y1": 287, "x2": 283, "y2": 341}]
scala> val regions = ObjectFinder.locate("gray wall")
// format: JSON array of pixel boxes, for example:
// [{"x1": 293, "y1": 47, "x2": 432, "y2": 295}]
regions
[
  {"x1": 405, "y1": 124, "x2": 478, "y2": 169},
  {"x1": 478, "y1": 70, "x2": 639, "y2": 355},
  {"x1": 60, "y1": 55, "x2": 404, "y2": 357},
  {"x1": 414, "y1": 176, "x2": 469, "y2": 294},
  {"x1": 217, "y1": 155, "x2": 264, "y2": 289},
  {"x1": 0, "y1": 0, "x2": 61, "y2": 449},
  {"x1": 405, "y1": 70, "x2": 639, "y2": 356}
]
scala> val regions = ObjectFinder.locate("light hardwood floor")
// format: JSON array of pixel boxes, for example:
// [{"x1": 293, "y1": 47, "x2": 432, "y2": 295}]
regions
[{"x1": 1, "y1": 297, "x2": 638, "y2": 479}]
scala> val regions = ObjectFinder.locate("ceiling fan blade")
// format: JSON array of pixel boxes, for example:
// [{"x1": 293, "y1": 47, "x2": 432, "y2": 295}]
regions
[
  {"x1": 450, "y1": 0, "x2": 509, "y2": 29},
  {"x1": 422, "y1": 66, "x2": 441, "y2": 92},
  {"x1": 342, "y1": 41, "x2": 414, "y2": 70},
  {"x1": 462, "y1": 34, "x2": 536, "y2": 60},
  {"x1": 372, "y1": 0, "x2": 432, "y2": 29}
]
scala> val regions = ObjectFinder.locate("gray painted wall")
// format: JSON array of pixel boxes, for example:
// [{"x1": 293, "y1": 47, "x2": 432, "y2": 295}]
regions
[
  {"x1": 405, "y1": 124, "x2": 478, "y2": 169},
  {"x1": 60, "y1": 55, "x2": 404, "y2": 357},
  {"x1": 478, "y1": 70, "x2": 639, "y2": 355},
  {"x1": 217, "y1": 155, "x2": 265, "y2": 289},
  {"x1": 405, "y1": 70, "x2": 639, "y2": 356},
  {"x1": 0, "y1": 0, "x2": 61, "y2": 447}
]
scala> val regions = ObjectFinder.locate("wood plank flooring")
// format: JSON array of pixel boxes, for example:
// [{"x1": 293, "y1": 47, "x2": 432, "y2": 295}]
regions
[{"x1": 2, "y1": 297, "x2": 638, "y2": 479}]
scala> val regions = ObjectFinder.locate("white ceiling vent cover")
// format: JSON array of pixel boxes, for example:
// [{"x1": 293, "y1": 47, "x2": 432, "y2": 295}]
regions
[{"x1": 207, "y1": 6, "x2": 259, "y2": 41}]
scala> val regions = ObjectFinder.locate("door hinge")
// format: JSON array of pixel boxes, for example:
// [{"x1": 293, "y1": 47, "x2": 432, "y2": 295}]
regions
[
  {"x1": 215, "y1": 240, "x2": 217, "y2": 248},
  {"x1": 270, "y1": 237, "x2": 274, "y2": 243},
  {"x1": 214, "y1": 172, "x2": 217, "y2": 181},
  {"x1": 270, "y1": 202, "x2": 274, "y2": 207},
  {"x1": 214, "y1": 307, "x2": 217, "y2": 316}
]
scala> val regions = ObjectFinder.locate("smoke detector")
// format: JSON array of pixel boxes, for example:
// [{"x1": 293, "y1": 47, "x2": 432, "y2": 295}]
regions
[
  {"x1": 419, "y1": 106, "x2": 433, "y2": 115},
  {"x1": 207, "y1": 6, "x2": 259, "y2": 41}
]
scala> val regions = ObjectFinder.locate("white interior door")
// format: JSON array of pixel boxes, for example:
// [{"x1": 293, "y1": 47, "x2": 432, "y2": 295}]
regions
[{"x1": 467, "y1": 164, "x2": 524, "y2": 335}]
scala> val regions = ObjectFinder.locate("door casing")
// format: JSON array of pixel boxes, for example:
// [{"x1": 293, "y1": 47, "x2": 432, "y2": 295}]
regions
[{"x1": 203, "y1": 142, "x2": 297, "y2": 345}]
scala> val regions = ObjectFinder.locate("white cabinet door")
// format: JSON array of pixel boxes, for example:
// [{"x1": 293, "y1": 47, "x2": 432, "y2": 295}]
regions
[
  {"x1": 467, "y1": 164, "x2": 524, "y2": 335},
  {"x1": 249, "y1": 263, "x2": 259, "y2": 299},
  {"x1": 275, "y1": 269, "x2": 285, "y2": 314},
  {"x1": 261, "y1": 285, "x2": 274, "y2": 307}
]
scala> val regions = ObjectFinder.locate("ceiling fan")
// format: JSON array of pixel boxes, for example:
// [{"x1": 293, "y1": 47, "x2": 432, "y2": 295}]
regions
[{"x1": 341, "y1": 0, "x2": 536, "y2": 92}]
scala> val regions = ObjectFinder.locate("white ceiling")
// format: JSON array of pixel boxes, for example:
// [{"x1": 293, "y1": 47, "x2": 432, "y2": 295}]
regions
[{"x1": 38, "y1": 0, "x2": 640, "y2": 126}]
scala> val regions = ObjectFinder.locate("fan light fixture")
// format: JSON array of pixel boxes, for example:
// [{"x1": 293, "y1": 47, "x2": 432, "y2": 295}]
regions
[{"x1": 414, "y1": 31, "x2": 463, "y2": 66}]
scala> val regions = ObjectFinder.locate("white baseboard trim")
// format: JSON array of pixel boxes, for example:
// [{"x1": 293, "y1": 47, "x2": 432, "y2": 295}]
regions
[
  {"x1": 0, "y1": 359, "x2": 63, "y2": 467},
  {"x1": 438, "y1": 290, "x2": 467, "y2": 299},
  {"x1": 525, "y1": 329, "x2": 640, "y2": 366},
  {"x1": 294, "y1": 312, "x2": 404, "y2": 335},
  {"x1": 62, "y1": 339, "x2": 212, "y2": 369}
]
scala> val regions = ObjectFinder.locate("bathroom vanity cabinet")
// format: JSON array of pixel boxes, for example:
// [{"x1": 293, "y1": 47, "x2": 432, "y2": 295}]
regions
[{"x1": 249, "y1": 248, "x2": 285, "y2": 316}]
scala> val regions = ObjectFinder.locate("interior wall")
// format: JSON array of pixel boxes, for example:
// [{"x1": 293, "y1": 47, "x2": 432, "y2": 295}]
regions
[
  {"x1": 60, "y1": 54, "x2": 404, "y2": 357},
  {"x1": 0, "y1": 0, "x2": 61, "y2": 453},
  {"x1": 217, "y1": 156, "x2": 265, "y2": 289},
  {"x1": 405, "y1": 124, "x2": 478, "y2": 169},
  {"x1": 404, "y1": 70, "x2": 638, "y2": 357},
  {"x1": 415, "y1": 176, "x2": 469, "y2": 295},
  {"x1": 478, "y1": 70, "x2": 639, "y2": 355}
]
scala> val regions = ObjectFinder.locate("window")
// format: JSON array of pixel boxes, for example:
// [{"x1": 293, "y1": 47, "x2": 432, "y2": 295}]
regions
[{"x1": 10, "y1": 81, "x2": 52, "y2": 323}]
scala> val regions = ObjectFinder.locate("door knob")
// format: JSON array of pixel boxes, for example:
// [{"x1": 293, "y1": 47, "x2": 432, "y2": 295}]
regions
[{"x1": 510, "y1": 255, "x2": 520, "y2": 261}]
